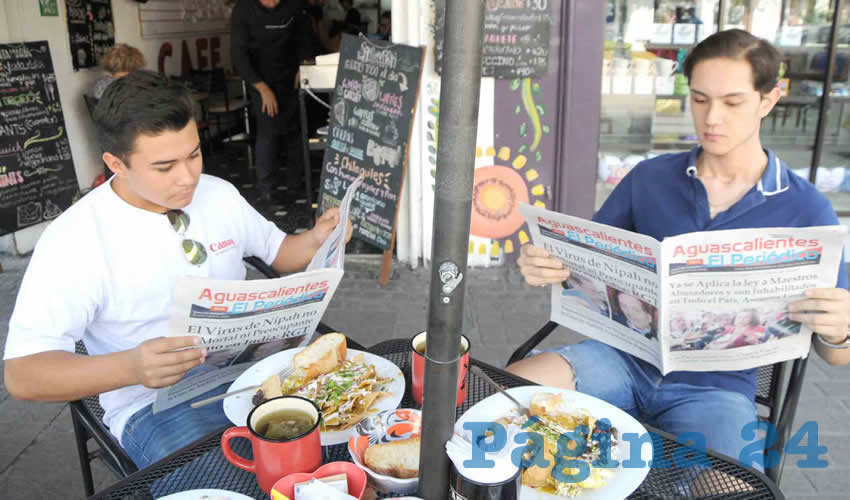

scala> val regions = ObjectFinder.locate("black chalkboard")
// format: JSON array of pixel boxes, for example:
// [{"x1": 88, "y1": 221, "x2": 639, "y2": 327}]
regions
[
  {"x1": 66, "y1": 0, "x2": 115, "y2": 70},
  {"x1": 318, "y1": 34, "x2": 424, "y2": 251},
  {"x1": 435, "y1": 0, "x2": 552, "y2": 79},
  {"x1": 0, "y1": 41, "x2": 80, "y2": 237}
]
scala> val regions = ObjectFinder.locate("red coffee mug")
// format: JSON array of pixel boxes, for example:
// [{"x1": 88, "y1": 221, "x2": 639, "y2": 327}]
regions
[
  {"x1": 411, "y1": 331, "x2": 470, "y2": 407},
  {"x1": 221, "y1": 396, "x2": 323, "y2": 493}
]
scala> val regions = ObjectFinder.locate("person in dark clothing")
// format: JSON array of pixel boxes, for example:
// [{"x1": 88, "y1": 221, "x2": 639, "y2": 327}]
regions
[
  {"x1": 231, "y1": 0, "x2": 312, "y2": 204},
  {"x1": 342, "y1": 0, "x2": 362, "y2": 32}
]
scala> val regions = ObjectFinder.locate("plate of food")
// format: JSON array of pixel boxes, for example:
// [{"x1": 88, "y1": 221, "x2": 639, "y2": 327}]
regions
[
  {"x1": 455, "y1": 387, "x2": 652, "y2": 499},
  {"x1": 223, "y1": 333, "x2": 405, "y2": 446}
]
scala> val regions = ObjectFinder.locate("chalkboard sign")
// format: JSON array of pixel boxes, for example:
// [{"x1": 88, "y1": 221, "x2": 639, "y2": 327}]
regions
[
  {"x1": 66, "y1": 0, "x2": 115, "y2": 70},
  {"x1": 435, "y1": 0, "x2": 552, "y2": 79},
  {"x1": 0, "y1": 41, "x2": 80, "y2": 237},
  {"x1": 318, "y1": 34, "x2": 424, "y2": 251}
]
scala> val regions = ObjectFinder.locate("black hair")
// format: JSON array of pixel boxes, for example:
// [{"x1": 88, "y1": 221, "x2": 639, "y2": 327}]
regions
[
  {"x1": 93, "y1": 69, "x2": 195, "y2": 163},
  {"x1": 683, "y1": 29, "x2": 780, "y2": 95}
]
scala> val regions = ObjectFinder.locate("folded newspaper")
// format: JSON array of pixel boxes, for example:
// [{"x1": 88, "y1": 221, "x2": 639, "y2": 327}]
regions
[
  {"x1": 521, "y1": 203, "x2": 847, "y2": 374},
  {"x1": 153, "y1": 179, "x2": 363, "y2": 413}
]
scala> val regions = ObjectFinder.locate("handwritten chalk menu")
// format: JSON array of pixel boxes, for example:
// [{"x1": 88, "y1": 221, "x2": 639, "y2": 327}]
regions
[
  {"x1": 66, "y1": 0, "x2": 115, "y2": 70},
  {"x1": 318, "y1": 35, "x2": 424, "y2": 250},
  {"x1": 0, "y1": 42, "x2": 79, "y2": 236},
  {"x1": 435, "y1": 0, "x2": 552, "y2": 78}
]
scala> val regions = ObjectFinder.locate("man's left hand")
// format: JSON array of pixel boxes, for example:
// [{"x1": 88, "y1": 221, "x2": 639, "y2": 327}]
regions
[
  {"x1": 788, "y1": 288, "x2": 850, "y2": 343},
  {"x1": 310, "y1": 207, "x2": 353, "y2": 247}
]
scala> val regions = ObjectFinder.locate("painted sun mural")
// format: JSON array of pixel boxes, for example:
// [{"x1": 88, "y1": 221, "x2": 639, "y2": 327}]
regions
[{"x1": 424, "y1": 77, "x2": 552, "y2": 261}]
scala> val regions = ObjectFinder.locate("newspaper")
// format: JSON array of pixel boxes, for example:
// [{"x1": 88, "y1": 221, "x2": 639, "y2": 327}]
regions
[
  {"x1": 153, "y1": 181, "x2": 363, "y2": 413},
  {"x1": 521, "y1": 203, "x2": 847, "y2": 375},
  {"x1": 307, "y1": 176, "x2": 363, "y2": 271}
]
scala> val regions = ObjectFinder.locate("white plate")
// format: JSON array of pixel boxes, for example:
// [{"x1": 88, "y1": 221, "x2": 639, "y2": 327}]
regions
[
  {"x1": 223, "y1": 348, "x2": 405, "y2": 446},
  {"x1": 157, "y1": 489, "x2": 253, "y2": 500},
  {"x1": 455, "y1": 386, "x2": 652, "y2": 500}
]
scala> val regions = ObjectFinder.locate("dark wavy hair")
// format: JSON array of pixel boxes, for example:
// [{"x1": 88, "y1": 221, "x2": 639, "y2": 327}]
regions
[
  {"x1": 93, "y1": 70, "x2": 194, "y2": 163},
  {"x1": 684, "y1": 29, "x2": 780, "y2": 95}
]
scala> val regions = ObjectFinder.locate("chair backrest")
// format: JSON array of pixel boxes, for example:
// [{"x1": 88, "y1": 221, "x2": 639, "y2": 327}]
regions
[
  {"x1": 190, "y1": 68, "x2": 231, "y2": 111},
  {"x1": 810, "y1": 52, "x2": 849, "y2": 82},
  {"x1": 83, "y1": 94, "x2": 99, "y2": 120}
]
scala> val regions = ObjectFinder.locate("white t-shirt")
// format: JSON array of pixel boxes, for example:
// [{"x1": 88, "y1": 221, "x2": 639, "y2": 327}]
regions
[{"x1": 4, "y1": 174, "x2": 286, "y2": 442}]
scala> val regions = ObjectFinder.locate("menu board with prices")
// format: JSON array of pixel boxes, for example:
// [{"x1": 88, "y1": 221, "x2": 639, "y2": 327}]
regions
[
  {"x1": 66, "y1": 0, "x2": 115, "y2": 70},
  {"x1": 318, "y1": 34, "x2": 424, "y2": 251},
  {"x1": 0, "y1": 41, "x2": 80, "y2": 236},
  {"x1": 435, "y1": 0, "x2": 552, "y2": 79}
]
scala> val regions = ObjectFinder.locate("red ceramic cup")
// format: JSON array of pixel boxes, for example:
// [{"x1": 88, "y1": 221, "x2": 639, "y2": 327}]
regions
[
  {"x1": 410, "y1": 331, "x2": 470, "y2": 407},
  {"x1": 221, "y1": 396, "x2": 323, "y2": 493}
]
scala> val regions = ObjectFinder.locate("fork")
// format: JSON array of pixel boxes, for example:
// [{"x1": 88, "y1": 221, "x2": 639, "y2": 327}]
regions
[
  {"x1": 470, "y1": 365, "x2": 530, "y2": 418},
  {"x1": 190, "y1": 366, "x2": 294, "y2": 409}
]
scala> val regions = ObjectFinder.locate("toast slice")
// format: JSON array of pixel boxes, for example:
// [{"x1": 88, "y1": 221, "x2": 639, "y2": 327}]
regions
[
  {"x1": 292, "y1": 332, "x2": 347, "y2": 380},
  {"x1": 364, "y1": 436, "x2": 420, "y2": 479}
]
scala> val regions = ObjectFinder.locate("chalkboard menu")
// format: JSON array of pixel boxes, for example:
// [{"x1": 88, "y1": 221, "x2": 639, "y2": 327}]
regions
[
  {"x1": 435, "y1": 0, "x2": 552, "y2": 78},
  {"x1": 318, "y1": 34, "x2": 424, "y2": 250},
  {"x1": 66, "y1": 0, "x2": 115, "y2": 70},
  {"x1": 0, "y1": 41, "x2": 79, "y2": 237}
]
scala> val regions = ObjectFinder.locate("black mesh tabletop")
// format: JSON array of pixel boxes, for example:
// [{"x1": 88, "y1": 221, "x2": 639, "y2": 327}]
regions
[{"x1": 90, "y1": 339, "x2": 784, "y2": 499}]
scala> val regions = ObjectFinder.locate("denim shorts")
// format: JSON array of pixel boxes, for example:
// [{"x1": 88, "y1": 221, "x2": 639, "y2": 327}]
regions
[
  {"x1": 121, "y1": 367, "x2": 232, "y2": 469},
  {"x1": 540, "y1": 340, "x2": 761, "y2": 471}
]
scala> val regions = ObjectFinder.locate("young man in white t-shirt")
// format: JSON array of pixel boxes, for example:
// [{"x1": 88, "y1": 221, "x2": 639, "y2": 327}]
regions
[{"x1": 3, "y1": 70, "x2": 349, "y2": 467}]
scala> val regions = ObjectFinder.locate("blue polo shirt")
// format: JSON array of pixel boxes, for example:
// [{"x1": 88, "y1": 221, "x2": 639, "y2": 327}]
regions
[{"x1": 594, "y1": 146, "x2": 847, "y2": 401}]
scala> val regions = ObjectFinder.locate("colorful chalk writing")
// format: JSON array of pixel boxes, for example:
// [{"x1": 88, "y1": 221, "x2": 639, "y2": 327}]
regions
[
  {"x1": 434, "y1": 0, "x2": 552, "y2": 78},
  {"x1": 318, "y1": 34, "x2": 424, "y2": 250},
  {"x1": 0, "y1": 41, "x2": 79, "y2": 236}
]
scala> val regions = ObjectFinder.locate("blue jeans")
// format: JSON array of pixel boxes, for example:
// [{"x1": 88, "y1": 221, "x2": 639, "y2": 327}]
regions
[
  {"x1": 121, "y1": 367, "x2": 232, "y2": 469},
  {"x1": 542, "y1": 340, "x2": 761, "y2": 471}
]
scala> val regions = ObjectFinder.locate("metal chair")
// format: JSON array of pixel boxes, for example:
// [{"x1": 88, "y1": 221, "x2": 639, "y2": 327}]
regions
[
  {"x1": 70, "y1": 256, "x2": 346, "y2": 496},
  {"x1": 506, "y1": 321, "x2": 807, "y2": 485}
]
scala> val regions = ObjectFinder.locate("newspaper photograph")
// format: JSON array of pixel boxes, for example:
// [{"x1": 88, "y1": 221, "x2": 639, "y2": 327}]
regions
[{"x1": 521, "y1": 203, "x2": 847, "y2": 375}]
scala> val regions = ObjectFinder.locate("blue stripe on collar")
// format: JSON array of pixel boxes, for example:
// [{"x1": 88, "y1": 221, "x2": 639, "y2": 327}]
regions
[{"x1": 684, "y1": 146, "x2": 788, "y2": 196}]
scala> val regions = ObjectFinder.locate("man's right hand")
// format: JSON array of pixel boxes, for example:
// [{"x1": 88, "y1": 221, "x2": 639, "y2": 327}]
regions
[
  {"x1": 254, "y1": 81, "x2": 278, "y2": 117},
  {"x1": 517, "y1": 244, "x2": 571, "y2": 287},
  {"x1": 128, "y1": 336, "x2": 207, "y2": 389}
]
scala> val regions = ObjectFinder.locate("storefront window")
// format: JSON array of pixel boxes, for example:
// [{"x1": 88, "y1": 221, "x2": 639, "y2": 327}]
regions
[
  {"x1": 806, "y1": 3, "x2": 850, "y2": 214},
  {"x1": 596, "y1": 0, "x2": 849, "y2": 213}
]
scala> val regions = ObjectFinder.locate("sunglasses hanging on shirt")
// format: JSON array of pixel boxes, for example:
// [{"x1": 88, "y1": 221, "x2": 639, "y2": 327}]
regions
[{"x1": 166, "y1": 209, "x2": 207, "y2": 266}]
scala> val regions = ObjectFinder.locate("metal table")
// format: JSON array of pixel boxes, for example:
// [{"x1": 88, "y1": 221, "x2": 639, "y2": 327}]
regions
[{"x1": 90, "y1": 339, "x2": 784, "y2": 499}]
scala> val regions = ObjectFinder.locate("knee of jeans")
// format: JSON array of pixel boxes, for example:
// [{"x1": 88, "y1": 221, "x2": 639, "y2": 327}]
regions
[{"x1": 554, "y1": 343, "x2": 638, "y2": 411}]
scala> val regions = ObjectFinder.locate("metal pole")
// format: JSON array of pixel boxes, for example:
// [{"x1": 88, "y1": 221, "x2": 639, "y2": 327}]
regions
[
  {"x1": 810, "y1": 0, "x2": 843, "y2": 185},
  {"x1": 417, "y1": 0, "x2": 486, "y2": 498}
]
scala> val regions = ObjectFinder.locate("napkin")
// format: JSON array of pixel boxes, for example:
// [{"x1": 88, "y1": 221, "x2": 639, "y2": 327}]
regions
[
  {"x1": 446, "y1": 425, "x2": 520, "y2": 484},
  {"x1": 295, "y1": 479, "x2": 357, "y2": 500}
]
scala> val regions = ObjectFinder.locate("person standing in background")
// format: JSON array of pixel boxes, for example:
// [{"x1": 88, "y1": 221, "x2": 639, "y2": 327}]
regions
[{"x1": 231, "y1": 0, "x2": 312, "y2": 206}]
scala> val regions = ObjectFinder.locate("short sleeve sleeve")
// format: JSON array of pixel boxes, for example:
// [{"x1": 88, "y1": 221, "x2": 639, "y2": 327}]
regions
[{"x1": 4, "y1": 223, "x2": 102, "y2": 360}]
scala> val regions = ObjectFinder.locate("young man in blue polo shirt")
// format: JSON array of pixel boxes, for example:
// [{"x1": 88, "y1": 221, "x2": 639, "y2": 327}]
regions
[{"x1": 510, "y1": 29, "x2": 850, "y2": 472}]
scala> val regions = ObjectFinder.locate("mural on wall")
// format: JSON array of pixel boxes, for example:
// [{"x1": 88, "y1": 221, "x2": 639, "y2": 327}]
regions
[
  {"x1": 66, "y1": 0, "x2": 115, "y2": 70},
  {"x1": 421, "y1": 0, "x2": 561, "y2": 266}
]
